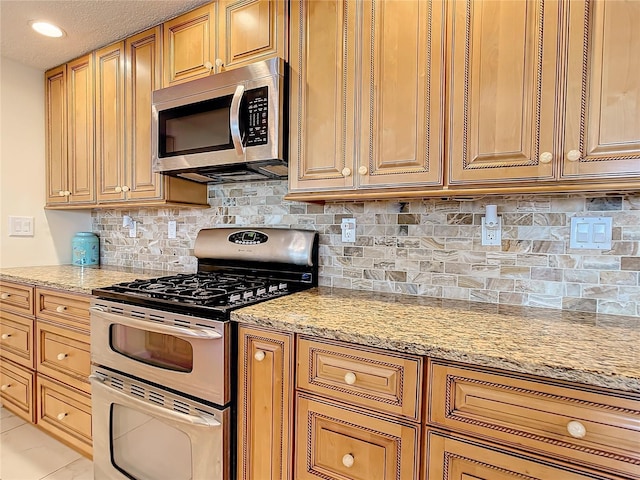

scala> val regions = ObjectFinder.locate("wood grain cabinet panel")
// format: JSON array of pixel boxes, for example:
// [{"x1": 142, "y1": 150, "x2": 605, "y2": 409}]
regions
[
  {"x1": 0, "y1": 281, "x2": 34, "y2": 316},
  {"x1": 428, "y1": 361, "x2": 640, "y2": 479},
  {"x1": 424, "y1": 430, "x2": 611, "y2": 480},
  {"x1": 562, "y1": 0, "x2": 640, "y2": 180},
  {"x1": 37, "y1": 288, "x2": 91, "y2": 330},
  {"x1": 218, "y1": 0, "x2": 287, "y2": 71},
  {"x1": 295, "y1": 393, "x2": 420, "y2": 480},
  {"x1": 237, "y1": 325, "x2": 294, "y2": 480},
  {"x1": 297, "y1": 336, "x2": 422, "y2": 421},
  {"x1": 0, "y1": 311, "x2": 35, "y2": 369},
  {"x1": 45, "y1": 65, "x2": 68, "y2": 206},
  {"x1": 0, "y1": 358, "x2": 35, "y2": 423}
]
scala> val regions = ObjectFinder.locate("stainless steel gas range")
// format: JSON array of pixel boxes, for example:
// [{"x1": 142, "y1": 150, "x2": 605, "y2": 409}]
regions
[{"x1": 89, "y1": 227, "x2": 318, "y2": 480}]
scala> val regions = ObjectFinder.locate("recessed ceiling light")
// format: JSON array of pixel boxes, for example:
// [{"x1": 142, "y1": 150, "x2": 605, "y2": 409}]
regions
[{"x1": 30, "y1": 20, "x2": 65, "y2": 38}]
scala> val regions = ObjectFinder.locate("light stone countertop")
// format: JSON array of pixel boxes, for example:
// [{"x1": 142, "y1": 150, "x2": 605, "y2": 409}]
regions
[
  {"x1": 232, "y1": 287, "x2": 640, "y2": 394},
  {"x1": 0, "y1": 265, "x2": 168, "y2": 295}
]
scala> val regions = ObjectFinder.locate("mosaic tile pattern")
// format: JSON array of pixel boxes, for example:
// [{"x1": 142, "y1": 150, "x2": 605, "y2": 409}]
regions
[{"x1": 92, "y1": 182, "x2": 640, "y2": 317}]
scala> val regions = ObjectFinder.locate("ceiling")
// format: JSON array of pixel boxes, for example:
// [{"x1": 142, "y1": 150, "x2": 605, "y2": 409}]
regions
[{"x1": 0, "y1": 0, "x2": 210, "y2": 71}]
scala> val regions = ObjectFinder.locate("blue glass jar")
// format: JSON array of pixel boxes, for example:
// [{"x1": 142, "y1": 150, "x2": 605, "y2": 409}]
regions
[{"x1": 72, "y1": 232, "x2": 99, "y2": 266}]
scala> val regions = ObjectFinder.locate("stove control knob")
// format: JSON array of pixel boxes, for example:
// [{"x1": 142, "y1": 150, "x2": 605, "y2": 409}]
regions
[
  {"x1": 254, "y1": 350, "x2": 266, "y2": 362},
  {"x1": 268, "y1": 285, "x2": 278, "y2": 293},
  {"x1": 279, "y1": 283, "x2": 288, "y2": 291},
  {"x1": 230, "y1": 293, "x2": 241, "y2": 303},
  {"x1": 257, "y1": 287, "x2": 266, "y2": 296},
  {"x1": 243, "y1": 291, "x2": 254, "y2": 300}
]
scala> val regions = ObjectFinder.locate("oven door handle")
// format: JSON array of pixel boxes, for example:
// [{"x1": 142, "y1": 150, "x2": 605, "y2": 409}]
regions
[
  {"x1": 230, "y1": 84, "x2": 245, "y2": 156},
  {"x1": 89, "y1": 374, "x2": 221, "y2": 428},
  {"x1": 89, "y1": 307, "x2": 222, "y2": 340}
]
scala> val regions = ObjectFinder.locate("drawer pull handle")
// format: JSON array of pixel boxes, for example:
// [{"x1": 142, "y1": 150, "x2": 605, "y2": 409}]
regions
[
  {"x1": 1, "y1": 383, "x2": 10, "y2": 391},
  {"x1": 0, "y1": 293, "x2": 10, "y2": 299},
  {"x1": 567, "y1": 420, "x2": 586, "y2": 438},
  {"x1": 1, "y1": 333, "x2": 11, "y2": 340},
  {"x1": 57, "y1": 353, "x2": 68, "y2": 361},
  {"x1": 56, "y1": 305, "x2": 67, "y2": 313},
  {"x1": 254, "y1": 350, "x2": 266, "y2": 362},
  {"x1": 344, "y1": 372, "x2": 357, "y2": 385},
  {"x1": 342, "y1": 453, "x2": 354, "y2": 468},
  {"x1": 57, "y1": 412, "x2": 67, "y2": 421}
]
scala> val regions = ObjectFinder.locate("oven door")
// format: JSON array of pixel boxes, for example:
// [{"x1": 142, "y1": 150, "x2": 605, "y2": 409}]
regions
[
  {"x1": 90, "y1": 369, "x2": 230, "y2": 480},
  {"x1": 90, "y1": 301, "x2": 230, "y2": 406}
]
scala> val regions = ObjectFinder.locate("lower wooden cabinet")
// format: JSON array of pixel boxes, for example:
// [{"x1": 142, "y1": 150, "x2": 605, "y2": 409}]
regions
[
  {"x1": 36, "y1": 375, "x2": 92, "y2": 458},
  {"x1": 237, "y1": 325, "x2": 294, "y2": 480},
  {"x1": 0, "y1": 310, "x2": 35, "y2": 369},
  {"x1": 0, "y1": 357, "x2": 35, "y2": 423},
  {"x1": 424, "y1": 430, "x2": 613, "y2": 480},
  {"x1": 295, "y1": 392, "x2": 421, "y2": 480}
]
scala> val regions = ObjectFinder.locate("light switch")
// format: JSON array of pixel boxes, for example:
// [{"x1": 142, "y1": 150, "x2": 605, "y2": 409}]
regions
[
  {"x1": 8, "y1": 216, "x2": 34, "y2": 236},
  {"x1": 569, "y1": 216, "x2": 612, "y2": 250}
]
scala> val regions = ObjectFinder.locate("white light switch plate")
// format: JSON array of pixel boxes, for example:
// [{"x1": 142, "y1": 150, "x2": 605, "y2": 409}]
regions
[
  {"x1": 570, "y1": 216, "x2": 612, "y2": 250},
  {"x1": 8, "y1": 216, "x2": 34, "y2": 236},
  {"x1": 168, "y1": 221, "x2": 177, "y2": 239}
]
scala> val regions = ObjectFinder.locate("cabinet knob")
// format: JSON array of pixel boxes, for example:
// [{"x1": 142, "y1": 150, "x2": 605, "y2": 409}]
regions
[
  {"x1": 254, "y1": 350, "x2": 266, "y2": 362},
  {"x1": 65, "y1": 191, "x2": 71, "y2": 196},
  {"x1": 57, "y1": 412, "x2": 67, "y2": 421},
  {"x1": 344, "y1": 371, "x2": 357, "y2": 385},
  {"x1": 1, "y1": 384, "x2": 10, "y2": 391},
  {"x1": 342, "y1": 453, "x2": 355, "y2": 468},
  {"x1": 215, "y1": 58, "x2": 224, "y2": 69},
  {"x1": 0, "y1": 293, "x2": 9, "y2": 299},
  {"x1": 114, "y1": 186, "x2": 122, "y2": 193},
  {"x1": 57, "y1": 353, "x2": 68, "y2": 361},
  {"x1": 58, "y1": 190, "x2": 66, "y2": 196},
  {"x1": 539, "y1": 152, "x2": 553, "y2": 164},
  {"x1": 341, "y1": 167, "x2": 352, "y2": 177},
  {"x1": 566, "y1": 150, "x2": 582, "y2": 162},
  {"x1": 56, "y1": 305, "x2": 67, "y2": 313},
  {"x1": 1, "y1": 333, "x2": 11, "y2": 340},
  {"x1": 358, "y1": 165, "x2": 368, "y2": 175},
  {"x1": 566, "y1": 420, "x2": 587, "y2": 438},
  {"x1": 122, "y1": 185, "x2": 130, "y2": 192}
]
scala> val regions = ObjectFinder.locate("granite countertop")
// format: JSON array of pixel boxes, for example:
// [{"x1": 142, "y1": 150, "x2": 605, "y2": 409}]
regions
[
  {"x1": 0, "y1": 265, "x2": 167, "y2": 295},
  {"x1": 232, "y1": 287, "x2": 640, "y2": 394}
]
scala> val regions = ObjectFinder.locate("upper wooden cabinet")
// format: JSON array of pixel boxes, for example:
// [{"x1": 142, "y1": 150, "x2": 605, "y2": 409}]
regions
[
  {"x1": 45, "y1": 54, "x2": 96, "y2": 206},
  {"x1": 288, "y1": 0, "x2": 446, "y2": 195},
  {"x1": 163, "y1": 3, "x2": 218, "y2": 86},
  {"x1": 218, "y1": 0, "x2": 287, "y2": 71}
]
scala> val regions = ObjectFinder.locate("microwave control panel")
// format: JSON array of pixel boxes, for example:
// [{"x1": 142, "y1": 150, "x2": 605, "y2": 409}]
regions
[{"x1": 245, "y1": 87, "x2": 269, "y2": 147}]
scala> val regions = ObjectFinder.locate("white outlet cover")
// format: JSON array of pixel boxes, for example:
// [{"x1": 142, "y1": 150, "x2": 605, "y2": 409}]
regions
[{"x1": 341, "y1": 218, "x2": 356, "y2": 243}]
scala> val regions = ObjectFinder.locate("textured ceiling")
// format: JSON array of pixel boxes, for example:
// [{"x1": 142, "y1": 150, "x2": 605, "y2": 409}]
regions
[{"x1": 0, "y1": 0, "x2": 211, "y2": 71}]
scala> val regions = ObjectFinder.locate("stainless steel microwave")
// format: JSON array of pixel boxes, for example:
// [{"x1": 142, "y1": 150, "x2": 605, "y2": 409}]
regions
[{"x1": 152, "y1": 58, "x2": 287, "y2": 184}]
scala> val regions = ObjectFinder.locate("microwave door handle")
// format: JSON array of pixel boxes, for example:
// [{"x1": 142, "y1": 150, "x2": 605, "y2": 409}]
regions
[
  {"x1": 89, "y1": 375, "x2": 221, "y2": 428},
  {"x1": 230, "y1": 84, "x2": 245, "y2": 156},
  {"x1": 89, "y1": 306, "x2": 222, "y2": 340}
]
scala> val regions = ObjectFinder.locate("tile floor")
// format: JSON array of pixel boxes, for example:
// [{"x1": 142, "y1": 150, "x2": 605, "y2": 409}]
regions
[{"x1": 0, "y1": 406, "x2": 93, "y2": 480}]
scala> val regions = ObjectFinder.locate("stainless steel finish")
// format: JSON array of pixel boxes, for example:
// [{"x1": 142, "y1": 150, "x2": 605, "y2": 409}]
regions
[
  {"x1": 91, "y1": 367, "x2": 229, "y2": 480},
  {"x1": 90, "y1": 299, "x2": 230, "y2": 406},
  {"x1": 230, "y1": 84, "x2": 245, "y2": 156},
  {"x1": 152, "y1": 57, "x2": 285, "y2": 183},
  {"x1": 194, "y1": 227, "x2": 318, "y2": 267}
]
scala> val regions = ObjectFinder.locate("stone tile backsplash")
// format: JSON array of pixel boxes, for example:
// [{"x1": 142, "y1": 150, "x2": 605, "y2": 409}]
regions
[{"x1": 92, "y1": 181, "x2": 640, "y2": 317}]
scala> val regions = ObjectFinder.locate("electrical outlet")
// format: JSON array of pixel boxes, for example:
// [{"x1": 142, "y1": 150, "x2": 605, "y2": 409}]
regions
[
  {"x1": 168, "y1": 221, "x2": 177, "y2": 239},
  {"x1": 129, "y1": 221, "x2": 137, "y2": 238},
  {"x1": 481, "y1": 217, "x2": 501, "y2": 246},
  {"x1": 341, "y1": 218, "x2": 356, "y2": 243}
]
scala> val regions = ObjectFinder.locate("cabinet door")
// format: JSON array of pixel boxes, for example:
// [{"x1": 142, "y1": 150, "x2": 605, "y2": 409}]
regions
[
  {"x1": 237, "y1": 326, "x2": 294, "y2": 480},
  {"x1": 96, "y1": 42, "x2": 126, "y2": 203},
  {"x1": 562, "y1": 0, "x2": 640, "y2": 180},
  {"x1": 448, "y1": 0, "x2": 560, "y2": 185},
  {"x1": 163, "y1": 3, "x2": 217, "y2": 87},
  {"x1": 359, "y1": 0, "x2": 445, "y2": 189},
  {"x1": 67, "y1": 54, "x2": 95, "y2": 204},
  {"x1": 45, "y1": 65, "x2": 68, "y2": 205},
  {"x1": 218, "y1": 0, "x2": 287, "y2": 71},
  {"x1": 289, "y1": 0, "x2": 358, "y2": 193},
  {"x1": 425, "y1": 430, "x2": 605, "y2": 480},
  {"x1": 125, "y1": 27, "x2": 163, "y2": 201}
]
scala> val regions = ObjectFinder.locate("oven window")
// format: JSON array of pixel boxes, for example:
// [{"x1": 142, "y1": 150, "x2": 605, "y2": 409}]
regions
[
  {"x1": 111, "y1": 404, "x2": 193, "y2": 480},
  {"x1": 110, "y1": 325, "x2": 193, "y2": 372}
]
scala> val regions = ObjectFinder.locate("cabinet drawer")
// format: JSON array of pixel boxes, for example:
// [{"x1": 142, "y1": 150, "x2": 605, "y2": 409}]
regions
[
  {"x1": 36, "y1": 321, "x2": 90, "y2": 394},
  {"x1": 429, "y1": 361, "x2": 640, "y2": 479},
  {"x1": 37, "y1": 375, "x2": 92, "y2": 458},
  {"x1": 295, "y1": 393, "x2": 420, "y2": 480},
  {"x1": 0, "y1": 281, "x2": 34, "y2": 316},
  {"x1": 37, "y1": 288, "x2": 91, "y2": 330},
  {"x1": 0, "y1": 358, "x2": 35, "y2": 423},
  {"x1": 425, "y1": 430, "x2": 610, "y2": 480},
  {"x1": 297, "y1": 336, "x2": 422, "y2": 421},
  {"x1": 0, "y1": 310, "x2": 35, "y2": 369}
]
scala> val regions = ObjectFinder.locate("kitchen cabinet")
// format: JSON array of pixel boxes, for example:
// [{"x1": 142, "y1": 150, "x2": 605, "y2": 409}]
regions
[
  {"x1": 237, "y1": 325, "x2": 294, "y2": 480},
  {"x1": 163, "y1": 3, "x2": 218, "y2": 86},
  {"x1": 288, "y1": 0, "x2": 445, "y2": 195},
  {"x1": 218, "y1": 0, "x2": 287, "y2": 71},
  {"x1": 45, "y1": 54, "x2": 95, "y2": 206}
]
